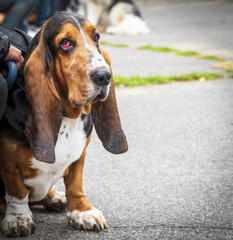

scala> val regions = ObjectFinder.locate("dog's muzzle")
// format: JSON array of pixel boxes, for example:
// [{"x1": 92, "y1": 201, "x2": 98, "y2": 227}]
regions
[
  {"x1": 91, "y1": 68, "x2": 111, "y2": 87},
  {"x1": 90, "y1": 68, "x2": 111, "y2": 103}
]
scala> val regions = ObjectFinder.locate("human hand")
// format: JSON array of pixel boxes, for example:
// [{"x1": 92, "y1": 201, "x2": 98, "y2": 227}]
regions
[{"x1": 4, "y1": 45, "x2": 24, "y2": 70}]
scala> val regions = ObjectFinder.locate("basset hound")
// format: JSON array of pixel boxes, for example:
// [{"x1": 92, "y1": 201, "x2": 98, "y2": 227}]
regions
[{"x1": 0, "y1": 11, "x2": 128, "y2": 237}]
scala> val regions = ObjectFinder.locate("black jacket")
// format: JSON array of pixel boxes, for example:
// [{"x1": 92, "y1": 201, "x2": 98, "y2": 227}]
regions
[{"x1": 0, "y1": 32, "x2": 10, "y2": 63}]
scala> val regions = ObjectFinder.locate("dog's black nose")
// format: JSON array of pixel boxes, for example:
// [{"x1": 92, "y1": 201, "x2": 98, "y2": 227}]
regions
[{"x1": 91, "y1": 69, "x2": 111, "y2": 86}]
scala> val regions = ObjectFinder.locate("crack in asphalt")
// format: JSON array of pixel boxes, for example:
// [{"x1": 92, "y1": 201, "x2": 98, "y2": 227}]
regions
[{"x1": 111, "y1": 224, "x2": 233, "y2": 231}]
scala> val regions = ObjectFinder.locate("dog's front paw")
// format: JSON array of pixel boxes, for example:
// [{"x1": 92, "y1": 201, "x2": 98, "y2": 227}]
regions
[
  {"x1": 67, "y1": 208, "x2": 107, "y2": 231},
  {"x1": 2, "y1": 194, "x2": 35, "y2": 237},
  {"x1": 2, "y1": 213, "x2": 35, "y2": 237}
]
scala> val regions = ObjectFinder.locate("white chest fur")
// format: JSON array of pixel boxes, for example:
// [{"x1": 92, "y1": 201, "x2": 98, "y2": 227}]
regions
[{"x1": 24, "y1": 117, "x2": 87, "y2": 202}]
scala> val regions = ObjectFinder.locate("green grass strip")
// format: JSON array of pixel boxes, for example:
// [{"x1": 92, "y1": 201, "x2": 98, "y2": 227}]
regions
[
  {"x1": 100, "y1": 41, "x2": 129, "y2": 48},
  {"x1": 137, "y1": 45, "x2": 176, "y2": 53},
  {"x1": 137, "y1": 45, "x2": 223, "y2": 61},
  {"x1": 114, "y1": 72, "x2": 223, "y2": 87},
  {"x1": 198, "y1": 55, "x2": 224, "y2": 61},
  {"x1": 175, "y1": 50, "x2": 199, "y2": 57},
  {"x1": 100, "y1": 42, "x2": 224, "y2": 62}
]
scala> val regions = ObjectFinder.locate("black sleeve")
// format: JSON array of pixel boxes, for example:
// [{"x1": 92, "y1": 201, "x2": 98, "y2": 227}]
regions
[{"x1": 0, "y1": 32, "x2": 10, "y2": 63}]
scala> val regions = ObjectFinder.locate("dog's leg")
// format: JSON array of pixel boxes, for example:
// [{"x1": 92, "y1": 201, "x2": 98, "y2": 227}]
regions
[
  {"x1": 64, "y1": 151, "x2": 107, "y2": 231},
  {"x1": 86, "y1": 0, "x2": 104, "y2": 26},
  {"x1": 42, "y1": 189, "x2": 67, "y2": 211},
  {"x1": 1, "y1": 171, "x2": 34, "y2": 237}
]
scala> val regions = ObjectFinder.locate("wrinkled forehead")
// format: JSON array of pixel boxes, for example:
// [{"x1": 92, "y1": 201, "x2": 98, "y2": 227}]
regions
[
  {"x1": 43, "y1": 12, "x2": 96, "y2": 45},
  {"x1": 44, "y1": 12, "x2": 86, "y2": 33}
]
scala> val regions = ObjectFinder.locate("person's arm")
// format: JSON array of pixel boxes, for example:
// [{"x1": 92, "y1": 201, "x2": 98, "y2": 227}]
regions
[
  {"x1": 4, "y1": 45, "x2": 24, "y2": 70},
  {"x1": 0, "y1": 32, "x2": 24, "y2": 78}
]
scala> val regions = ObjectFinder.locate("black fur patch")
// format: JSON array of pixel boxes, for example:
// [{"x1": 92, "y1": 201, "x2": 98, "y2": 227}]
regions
[
  {"x1": 0, "y1": 86, "x2": 29, "y2": 144},
  {"x1": 81, "y1": 113, "x2": 93, "y2": 138},
  {"x1": 109, "y1": 0, "x2": 142, "y2": 17}
]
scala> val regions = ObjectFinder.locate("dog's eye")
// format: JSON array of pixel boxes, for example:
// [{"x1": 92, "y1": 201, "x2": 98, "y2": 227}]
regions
[
  {"x1": 60, "y1": 39, "x2": 72, "y2": 50},
  {"x1": 93, "y1": 33, "x2": 100, "y2": 46}
]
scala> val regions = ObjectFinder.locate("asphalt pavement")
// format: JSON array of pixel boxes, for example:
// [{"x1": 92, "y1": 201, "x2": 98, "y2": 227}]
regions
[{"x1": 1, "y1": 0, "x2": 233, "y2": 239}]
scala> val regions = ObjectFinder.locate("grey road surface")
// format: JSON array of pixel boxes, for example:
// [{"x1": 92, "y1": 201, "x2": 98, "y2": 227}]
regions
[
  {"x1": 1, "y1": 79, "x2": 232, "y2": 240},
  {"x1": 0, "y1": 0, "x2": 233, "y2": 239}
]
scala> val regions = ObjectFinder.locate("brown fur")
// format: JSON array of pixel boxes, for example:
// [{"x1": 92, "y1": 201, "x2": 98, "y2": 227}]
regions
[
  {"x1": 24, "y1": 24, "x2": 63, "y2": 164},
  {"x1": 64, "y1": 133, "x2": 93, "y2": 212},
  {"x1": 0, "y1": 12, "x2": 127, "y2": 237},
  {"x1": 0, "y1": 134, "x2": 36, "y2": 199}
]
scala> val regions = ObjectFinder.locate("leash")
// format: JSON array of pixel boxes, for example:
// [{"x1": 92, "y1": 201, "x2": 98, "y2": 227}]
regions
[
  {"x1": 3, "y1": 61, "x2": 25, "y2": 91},
  {"x1": 15, "y1": 75, "x2": 26, "y2": 91}
]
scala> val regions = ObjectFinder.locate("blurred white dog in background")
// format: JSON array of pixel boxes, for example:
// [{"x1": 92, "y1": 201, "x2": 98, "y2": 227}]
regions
[{"x1": 68, "y1": 0, "x2": 150, "y2": 35}]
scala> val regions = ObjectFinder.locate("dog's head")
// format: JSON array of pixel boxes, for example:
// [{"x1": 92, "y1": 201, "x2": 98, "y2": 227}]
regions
[{"x1": 24, "y1": 12, "x2": 128, "y2": 163}]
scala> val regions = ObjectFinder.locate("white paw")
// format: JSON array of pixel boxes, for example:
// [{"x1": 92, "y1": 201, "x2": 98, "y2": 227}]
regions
[
  {"x1": 2, "y1": 212, "x2": 35, "y2": 237},
  {"x1": 106, "y1": 26, "x2": 116, "y2": 34},
  {"x1": 67, "y1": 208, "x2": 107, "y2": 231},
  {"x1": 2, "y1": 194, "x2": 34, "y2": 237}
]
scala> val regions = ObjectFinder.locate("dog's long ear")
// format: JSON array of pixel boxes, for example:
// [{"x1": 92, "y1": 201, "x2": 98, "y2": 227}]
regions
[
  {"x1": 92, "y1": 47, "x2": 128, "y2": 154},
  {"x1": 24, "y1": 30, "x2": 63, "y2": 164}
]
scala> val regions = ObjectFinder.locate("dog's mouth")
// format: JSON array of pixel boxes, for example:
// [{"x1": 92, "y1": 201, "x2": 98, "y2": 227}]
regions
[
  {"x1": 92, "y1": 86, "x2": 110, "y2": 103},
  {"x1": 71, "y1": 85, "x2": 110, "y2": 107}
]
